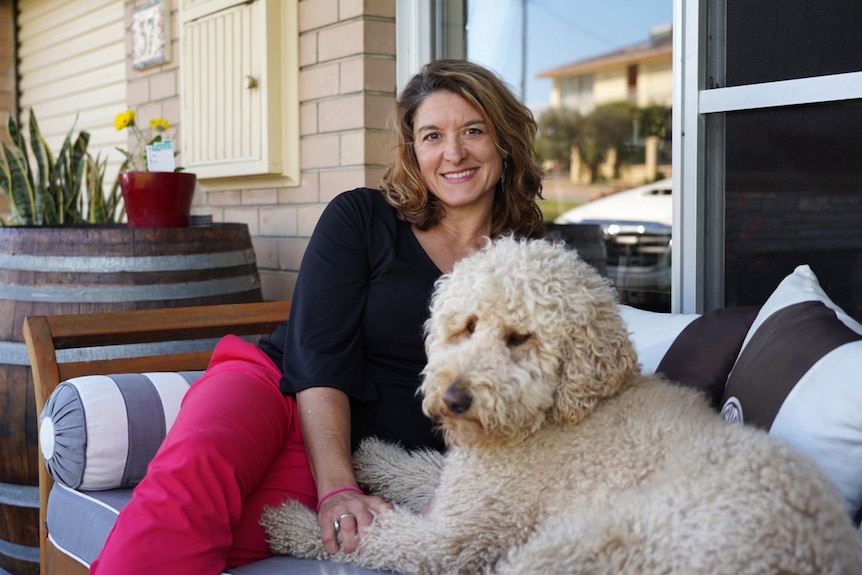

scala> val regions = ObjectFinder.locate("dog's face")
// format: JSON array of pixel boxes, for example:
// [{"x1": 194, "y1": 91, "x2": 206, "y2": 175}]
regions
[{"x1": 420, "y1": 237, "x2": 639, "y2": 448}]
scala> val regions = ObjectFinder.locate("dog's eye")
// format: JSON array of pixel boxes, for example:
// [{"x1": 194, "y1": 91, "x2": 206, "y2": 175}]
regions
[
  {"x1": 506, "y1": 332, "x2": 531, "y2": 347},
  {"x1": 465, "y1": 317, "x2": 477, "y2": 334}
]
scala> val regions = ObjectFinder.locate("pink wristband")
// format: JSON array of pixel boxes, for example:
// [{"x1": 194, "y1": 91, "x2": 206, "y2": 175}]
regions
[{"x1": 315, "y1": 486, "x2": 365, "y2": 512}]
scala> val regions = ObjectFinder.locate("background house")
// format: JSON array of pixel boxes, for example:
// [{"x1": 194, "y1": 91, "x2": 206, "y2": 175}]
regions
[
  {"x1": 536, "y1": 23, "x2": 672, "y2": 184},
  {"x1": 537, "y1": 22, "x2": 672, "y2": 115}
]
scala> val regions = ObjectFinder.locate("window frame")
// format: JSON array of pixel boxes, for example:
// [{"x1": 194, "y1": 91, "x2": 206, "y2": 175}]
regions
[
  {"x1": 672, "y1": 0, "x2": 862, "y2": 313},
  {"x1": 396, "y1": 0, "x2": 466, "y2": 94}
]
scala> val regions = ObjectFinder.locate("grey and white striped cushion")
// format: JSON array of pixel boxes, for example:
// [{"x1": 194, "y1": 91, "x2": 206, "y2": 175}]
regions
[
  {"x1": 720, "y1": 265, "x2": 862, "y2": 524},
  {"x1": 40, "y1": 372, "x2": 203, "y2": 490}
]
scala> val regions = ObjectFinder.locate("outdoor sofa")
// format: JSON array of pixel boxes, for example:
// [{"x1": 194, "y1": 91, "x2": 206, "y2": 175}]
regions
[{"x1": 24, "y1": 264, "x2": 862, "y2": 575}]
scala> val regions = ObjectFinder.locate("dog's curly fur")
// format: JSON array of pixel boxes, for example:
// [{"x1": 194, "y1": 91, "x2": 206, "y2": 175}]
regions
[{"x1": 262, "y1": 236, "x2": 862, "y2": 574}]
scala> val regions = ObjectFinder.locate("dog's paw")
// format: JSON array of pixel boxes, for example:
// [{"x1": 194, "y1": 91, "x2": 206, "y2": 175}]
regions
[
  {"x1": 260, "y1": 500, "x2": 328, "y2": 560},
  {"x1": 354, "y1": 437, "x2": 444, "y2": 513}
]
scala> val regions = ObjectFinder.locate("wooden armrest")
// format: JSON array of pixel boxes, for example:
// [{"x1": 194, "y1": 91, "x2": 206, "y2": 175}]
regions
[{"x1": 25, "y1": 301, "x2": 289, "y2": 392}]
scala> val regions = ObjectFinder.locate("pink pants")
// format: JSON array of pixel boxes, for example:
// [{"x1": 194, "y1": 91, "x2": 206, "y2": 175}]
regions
[{"x1": 90, "y1": 335, "x2": 317, "y2": 574}]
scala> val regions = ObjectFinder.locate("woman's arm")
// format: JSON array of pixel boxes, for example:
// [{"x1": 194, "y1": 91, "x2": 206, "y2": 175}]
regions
[{"x1": 296, "y1": 386, "x2": 392, "y2": 555}]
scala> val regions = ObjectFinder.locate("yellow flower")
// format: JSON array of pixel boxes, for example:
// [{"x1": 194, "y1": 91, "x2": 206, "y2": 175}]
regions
[
  {"x1": 113, "y1": 109, "x2": 182, "y2": 172},
  {"x1": 149, "y1": 118, "x2": 170, "y2": 133},
  {"x1": 114, "y1": 110, "x2": 135, "y2": 131}
]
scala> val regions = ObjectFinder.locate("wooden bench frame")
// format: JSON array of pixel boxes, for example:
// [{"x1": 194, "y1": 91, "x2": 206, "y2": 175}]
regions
[{"x1": 23, "y1": 301, "x2": 291, "y2": 575}]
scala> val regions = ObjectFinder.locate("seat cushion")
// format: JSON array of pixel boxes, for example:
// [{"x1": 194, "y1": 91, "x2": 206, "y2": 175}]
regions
[{"x1": 47, "y1": 483, "x2": 388, "y2": 574}]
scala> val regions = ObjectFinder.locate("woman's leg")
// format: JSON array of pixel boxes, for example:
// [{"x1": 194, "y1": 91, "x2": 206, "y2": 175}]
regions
[
  {"x1": 226, "y1": 377, "x2": 316, "y2": 566},
  {"x1": 90, "y1": 335, "x2": 316, "y2": 575}
]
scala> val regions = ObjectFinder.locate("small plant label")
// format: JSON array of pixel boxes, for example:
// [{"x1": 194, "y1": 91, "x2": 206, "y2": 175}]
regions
[{"x1": 147, "y1": 139, "x2": 176, "y2": 172}]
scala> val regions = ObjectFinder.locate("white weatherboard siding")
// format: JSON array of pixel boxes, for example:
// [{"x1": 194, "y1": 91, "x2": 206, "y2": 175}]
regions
[{"x1": 16, "y1": 0, "x2": 126, "y2": 180}]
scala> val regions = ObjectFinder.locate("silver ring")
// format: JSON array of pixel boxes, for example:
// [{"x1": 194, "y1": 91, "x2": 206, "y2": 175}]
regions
[{"x1": 333, "y1": 514, "x2": 353, "y2": 536}]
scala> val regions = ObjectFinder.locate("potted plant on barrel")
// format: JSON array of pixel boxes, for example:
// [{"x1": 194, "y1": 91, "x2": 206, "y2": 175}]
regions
[{"x1": 113, "y1": 109, "x2": 197, "y2": 227}]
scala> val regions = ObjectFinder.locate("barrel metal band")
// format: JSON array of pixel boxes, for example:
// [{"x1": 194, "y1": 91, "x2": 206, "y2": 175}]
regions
[
  {"x1": 0, "y1": 481, "x2": 38, "y2": 507},
  {"x1": 0, "y1": 275, "x2": 260, "y2": 303},
  {"x1": 0, "y1": 248, "x2": 256, "y2": 272},
  {"x1": 0, "y1": 338, "x2": 232, "y2": 366}
]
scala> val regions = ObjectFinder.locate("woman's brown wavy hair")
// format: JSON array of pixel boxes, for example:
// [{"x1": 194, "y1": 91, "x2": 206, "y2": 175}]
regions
[{"x1": 380, "y1": 58, "x2": 545, "y2": 239}]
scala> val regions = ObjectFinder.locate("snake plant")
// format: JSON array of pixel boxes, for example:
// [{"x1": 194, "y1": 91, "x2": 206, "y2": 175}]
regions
[{"x1": 0, "y1": 108, "x2": 123, "y2": 225}]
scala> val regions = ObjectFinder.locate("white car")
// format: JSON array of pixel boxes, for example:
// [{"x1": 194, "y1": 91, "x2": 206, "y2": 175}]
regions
[
  {"x1": 553, "y1": 178, "x2": 672, "y2": 230},
  {"x1": 552, "y1": 178, "x2": 672, "y2": 311}
]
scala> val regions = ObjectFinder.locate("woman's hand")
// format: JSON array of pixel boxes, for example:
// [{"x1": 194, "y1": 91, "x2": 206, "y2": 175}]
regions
[
  {"x1": 296, "y1": 386, "x2": 393, "y2": 554},
  {"x1": 316, "y1": 488, "x2": 392, "y2": 555}
]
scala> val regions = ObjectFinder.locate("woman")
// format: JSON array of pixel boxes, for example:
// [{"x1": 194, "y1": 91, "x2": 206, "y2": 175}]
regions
[{"x1": 91, "y1": 58, "x2": 545, "y2": 574}]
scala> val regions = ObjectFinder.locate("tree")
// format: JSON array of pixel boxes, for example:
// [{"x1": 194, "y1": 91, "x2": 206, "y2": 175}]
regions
[
  {"x1": 536, "y1": 107, "x2": 582, "y2": 170},
  {"x1": 638, "y1": 104, "x2": 672, "y2": 140},
  {"x1": 583, "y1": 102, "x2": 638, "y2": 181},
  {"x1": 536, "y1": 102, "x2": 665, "y2": 183}
]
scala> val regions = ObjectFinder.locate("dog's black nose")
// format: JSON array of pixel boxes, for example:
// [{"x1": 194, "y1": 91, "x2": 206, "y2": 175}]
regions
[{"x1": 442, "y1": 383, "x2": 472, "y2": 414}]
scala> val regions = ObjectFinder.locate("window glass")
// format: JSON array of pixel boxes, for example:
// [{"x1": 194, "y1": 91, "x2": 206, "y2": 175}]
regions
[
  {"x1": 725, "y1": 0, "x2": 862, "y2": 87},
  {"x1": 722, "y1": 100, "x2": 862, "y2": 320},
  {"x1": 464, "y1": 0, "x2": 673, "y2": 311}
]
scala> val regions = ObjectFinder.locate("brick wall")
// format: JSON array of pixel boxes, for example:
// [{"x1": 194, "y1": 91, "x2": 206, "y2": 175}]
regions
[
  {"x1": 123, "y1": 0, "x2": 397, "y2": 302},
  {"x1": 262, "y1": 0, "x2": 396, "y2": 300}
]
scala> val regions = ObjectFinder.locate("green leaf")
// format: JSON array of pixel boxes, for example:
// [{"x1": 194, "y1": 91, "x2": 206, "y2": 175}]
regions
[
  {"x1": 61, "y1": 130, "x2": 90, "y2": 224},
  {"x1": 107, "y1": 174, "x2": 125, "y2": 222},
  {"x1": 3, "y1": 113, "x2": 37, "y2": 224},
  {"x1": 86, "y1": 153, "x2": 107, "y2": 223},
  {"x1": 28, "y1": 109, "x2": 54, "y2": 191},
  {"x1": 0, "y1": 153, "x2": 11, "y2": 208},
  {"x1": 2, "y1": 141, "x2": 36, "y2": 224},
  {"x1": 7, "y1": 113, "x2": 26, "y2": 156}
]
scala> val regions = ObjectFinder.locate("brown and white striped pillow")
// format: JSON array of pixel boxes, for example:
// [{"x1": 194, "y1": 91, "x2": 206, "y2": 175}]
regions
[{"x1": 720, "y1": 265, "x2": 862, "y2": 524}]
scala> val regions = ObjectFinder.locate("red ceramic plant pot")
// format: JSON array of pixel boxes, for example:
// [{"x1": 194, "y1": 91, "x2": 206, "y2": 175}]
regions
[{"x1": 119, "y1": 171, "x2": 197, "y2": 227}]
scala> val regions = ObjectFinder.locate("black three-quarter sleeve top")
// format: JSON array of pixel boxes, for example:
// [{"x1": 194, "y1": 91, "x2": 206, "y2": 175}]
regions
[{"x1": 258, "y1": 187, "x2": 446, "y2": 452}]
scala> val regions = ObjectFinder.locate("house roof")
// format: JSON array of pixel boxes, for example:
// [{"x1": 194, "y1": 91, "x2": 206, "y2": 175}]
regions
[{"x1": 536, "y1": 25, "x2": 672, "y2": 79}]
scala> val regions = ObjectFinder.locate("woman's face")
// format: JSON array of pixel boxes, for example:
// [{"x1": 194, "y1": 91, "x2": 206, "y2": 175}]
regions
[{"x1": 412, "y1": 91, "x2": 503, "y2": 215}]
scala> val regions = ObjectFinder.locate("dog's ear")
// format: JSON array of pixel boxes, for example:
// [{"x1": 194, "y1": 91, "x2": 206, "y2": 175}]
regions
[{"x1": 550, "y1": 299, "x2": 640, "y2": 425}]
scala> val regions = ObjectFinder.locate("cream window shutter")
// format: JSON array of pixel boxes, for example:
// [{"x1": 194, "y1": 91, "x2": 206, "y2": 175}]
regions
[{"x1": 179, "y1": 0, "x2": 298, "y2": 188}]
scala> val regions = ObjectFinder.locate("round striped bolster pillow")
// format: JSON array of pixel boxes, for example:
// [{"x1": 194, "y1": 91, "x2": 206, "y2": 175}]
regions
[{"x1": 39, "y1": 372, "x2": 203, "y2": 491}]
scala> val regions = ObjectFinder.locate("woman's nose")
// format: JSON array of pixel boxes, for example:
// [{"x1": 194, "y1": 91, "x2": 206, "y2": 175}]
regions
[{"x1": 443, "y1": 136, "x2": 466, "y2": 162}]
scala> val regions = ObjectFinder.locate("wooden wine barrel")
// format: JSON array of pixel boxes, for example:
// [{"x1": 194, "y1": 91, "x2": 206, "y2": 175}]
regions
[{"x1": 0, "y1": 223, "x2": 263, "y2": 575}]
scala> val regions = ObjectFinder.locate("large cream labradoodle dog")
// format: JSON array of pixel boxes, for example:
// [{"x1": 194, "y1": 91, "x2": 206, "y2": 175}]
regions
[{"x1": 262, "y1": 236, "x2": 862, "y2": 574}]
